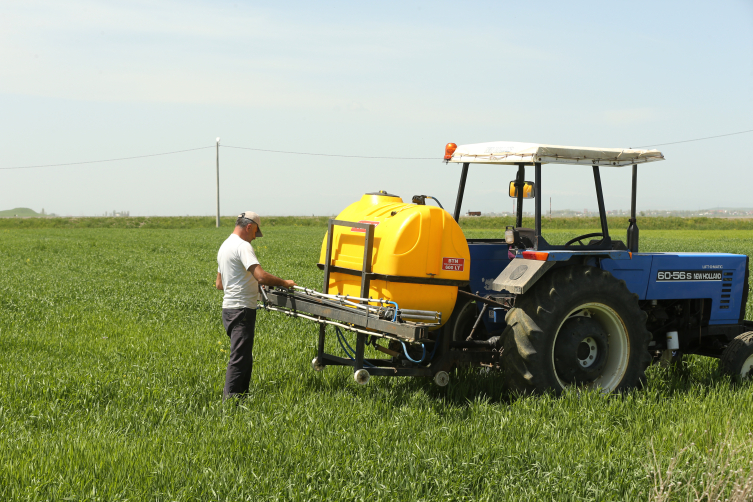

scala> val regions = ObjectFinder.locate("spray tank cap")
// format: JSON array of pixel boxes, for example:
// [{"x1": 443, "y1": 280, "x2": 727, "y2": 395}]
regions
[{"x1": 366, "y1": 190, "x2": 399, "y2": 197}]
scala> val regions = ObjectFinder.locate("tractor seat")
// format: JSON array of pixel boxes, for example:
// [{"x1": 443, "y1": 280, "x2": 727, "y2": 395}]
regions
[
  {"x1": 610, "y1": 239, "x2": 627, "y2": 250},
  {"x1": 584, "y1": 238, "x2": 627, "y2": 250},
  {"x1": 514, "y1": 227, "x2": 535, "y2": 248}
]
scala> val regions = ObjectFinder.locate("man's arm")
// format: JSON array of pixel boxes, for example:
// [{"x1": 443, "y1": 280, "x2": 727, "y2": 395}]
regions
[
  {"x1": 249, "y1": 264, "x2": 296, "y2": 288},
  {"x1": 216, "y1": 272, "x2": 223, "y2": 290}
]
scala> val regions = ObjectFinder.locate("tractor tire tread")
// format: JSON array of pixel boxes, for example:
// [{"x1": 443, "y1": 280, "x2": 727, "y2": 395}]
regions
[
  {"x1": 719, "y1": 331, "x2": 753, "y2": 379},
  {"x1": 501, "y1": 265, "x2": 652, "y2": 395}
]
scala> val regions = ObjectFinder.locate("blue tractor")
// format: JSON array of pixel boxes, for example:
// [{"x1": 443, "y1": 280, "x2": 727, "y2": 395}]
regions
[
  {"x1": 441, "y1": 140, "x2": 752, "y2": 393},
  {"x1": 262, "y1": 140, "x2": 752, "y2": 393}
]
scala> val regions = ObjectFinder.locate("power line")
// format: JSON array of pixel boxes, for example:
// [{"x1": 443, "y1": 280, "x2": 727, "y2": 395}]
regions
[
  {"x1": 0, "y1": 146, "x2": 214, "y2": 170},
  {"x1": 2, "y1": 127, "x2": 752, "y2": 170},
  {"x1": 634, "y1": 128, "x2": 753, "y2": 148},
  {"x1": 222, "y1": 144, "x2": 438, "y2": 160}
]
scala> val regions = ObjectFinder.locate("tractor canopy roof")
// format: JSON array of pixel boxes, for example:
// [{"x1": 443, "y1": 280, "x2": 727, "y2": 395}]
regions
[{"x1": 448, "y1": 141, "x2": 664, "y2": 166}]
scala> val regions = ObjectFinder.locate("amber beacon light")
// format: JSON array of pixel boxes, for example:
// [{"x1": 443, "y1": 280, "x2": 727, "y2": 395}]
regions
[{"x1": 444, "y1": 143, "x2": 457, "y2": 160}]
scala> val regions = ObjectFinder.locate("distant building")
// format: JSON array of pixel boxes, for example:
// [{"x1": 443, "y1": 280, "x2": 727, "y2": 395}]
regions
[{"x1": 466, "y1": 211, "x2": 481, "y2": 217}]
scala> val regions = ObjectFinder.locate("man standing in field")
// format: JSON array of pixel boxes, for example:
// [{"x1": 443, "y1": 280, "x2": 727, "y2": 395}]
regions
[{"x1": 216, "y1": 211, "x2": 296, "y2": 400}]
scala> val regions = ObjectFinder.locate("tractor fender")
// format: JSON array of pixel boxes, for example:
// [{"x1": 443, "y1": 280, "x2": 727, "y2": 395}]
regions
[
  {"x1": 491, "y1": 257, "x2": 556, "y2": 295},
  {"x1": 491, "y1": 250, "x2": 633, "y2": 296}
]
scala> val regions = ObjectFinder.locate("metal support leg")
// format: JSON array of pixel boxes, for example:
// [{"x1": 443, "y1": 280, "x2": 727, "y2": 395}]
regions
[
  {"x1": 592, "y1": 166, "x2": 610, "y2": 241},
  {"x1": 323, "y1": 220, "x2": 335, "y2": 292},
  {"x1": 627, "y1": 164, "x2": 639, "y2": 252},
  {"x1": 317, "y1": 323, "x2": 326, "y2": 360},
  {"x1": 453, "y1": 163, "x2": 470, "y2": 222},
  {"x1": 355, "y1": 333, "x2": 365, "y2": 370},
  {"x1": 356, "y1": 223, "x2": 373, "y2": 375},
  {"x1": 515, "y1": 164, "x2": 525, "y2": 228},
  {"x1": 534, "y1": 162, "x2": 541, "y2": 248}
]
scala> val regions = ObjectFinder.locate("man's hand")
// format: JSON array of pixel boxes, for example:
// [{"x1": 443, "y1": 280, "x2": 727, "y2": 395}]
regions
[{"x1": 250, "y1": 264, "x2": 296, "y2": 289}]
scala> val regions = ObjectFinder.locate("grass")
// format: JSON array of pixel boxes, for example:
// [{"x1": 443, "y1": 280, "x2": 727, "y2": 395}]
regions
[
  {"x1": 1, "y1": 215, "x2": 752, "y2": 231},
  {"x1": 1, "y1": 226, "x2": 753, "y2": 501},
  {"x1": 0, "y1": 215, "x2": 331, "y2": 229},
  {"x1": 459, "y1": 216, "x2": 753, "y2": 231}
]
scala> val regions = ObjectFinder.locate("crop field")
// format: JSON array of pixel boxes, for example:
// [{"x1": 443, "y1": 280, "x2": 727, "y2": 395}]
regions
[{"x1": 1, "y1": 225, "x2": 753, "y2": 501}]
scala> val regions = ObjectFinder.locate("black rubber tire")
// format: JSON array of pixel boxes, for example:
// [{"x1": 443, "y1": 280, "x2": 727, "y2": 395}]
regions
[
  {"x1": 443, "y1": 295, "x2": 469, "y2": 342},
  {"x1": 719, "y1": 331, "x2": 753, "y2": 381},
  {"x1": 501, "y1": 265, "x2": 652, "y2": 395},
  {"x1": 452, "y1": 299, "x2": 488, "y2": 342}
]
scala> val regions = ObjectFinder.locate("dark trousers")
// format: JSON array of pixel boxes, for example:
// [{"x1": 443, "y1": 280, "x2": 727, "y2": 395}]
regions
[{"x1": 222, "y1": 308, "x2": 257, "y2": 399}]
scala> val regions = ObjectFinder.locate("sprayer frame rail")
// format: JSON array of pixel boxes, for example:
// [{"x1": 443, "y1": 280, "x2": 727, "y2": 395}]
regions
[{"x1": 262, "y1": 287, "x2": 433, "y2": 342}]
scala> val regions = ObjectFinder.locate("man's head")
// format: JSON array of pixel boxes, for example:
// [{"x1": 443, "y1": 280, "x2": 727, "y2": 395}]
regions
[{"x1": 234, "y1": 211, "x2": 263, "y2": 242}]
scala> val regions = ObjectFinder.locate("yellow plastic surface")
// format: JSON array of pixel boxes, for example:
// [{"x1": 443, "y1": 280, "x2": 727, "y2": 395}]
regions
[{"x1": 319, "y1": 192, "x2": 470, "y2": 327}]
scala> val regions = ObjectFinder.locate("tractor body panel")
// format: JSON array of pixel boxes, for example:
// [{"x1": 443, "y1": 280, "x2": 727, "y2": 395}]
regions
[
  {"x1": 483, "y1": 250, "x2": 748, "y2": 326},
  {"x1": 596, "y1": 252, "x2": 747, "y2": 324},
  {"x1": 643, "y1": 253, "x2": 747, "y2": 324},
  {"x1": 467, "y1": 241, "x2": 511, "y2": 332},
  {"x1": 467, "y1": 241, "x2": 511, "y2": 295},
  {"x1": 600, "y1": 254, "x2": 653, "y2": 298}
]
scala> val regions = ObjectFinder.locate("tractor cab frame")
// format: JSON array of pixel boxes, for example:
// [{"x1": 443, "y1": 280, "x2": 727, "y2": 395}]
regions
[{"x1": 447, "y1": 141, "x2": 663, "y2": 253}]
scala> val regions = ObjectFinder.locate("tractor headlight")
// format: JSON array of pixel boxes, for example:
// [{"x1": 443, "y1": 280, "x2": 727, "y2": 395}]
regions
[{"x1": 505, "y1": 229, "x2": 515, "y2": 244}]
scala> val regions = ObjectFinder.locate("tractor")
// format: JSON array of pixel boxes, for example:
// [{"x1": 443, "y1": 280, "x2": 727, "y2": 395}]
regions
[{"x1": 261, "y1": 141, "x2": 753, "y2": 393}]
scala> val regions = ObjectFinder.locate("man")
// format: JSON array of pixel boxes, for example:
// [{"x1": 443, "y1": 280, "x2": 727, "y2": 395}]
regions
[{"x1": 216, "y1": 211, "x2": 296, "y2": 400}]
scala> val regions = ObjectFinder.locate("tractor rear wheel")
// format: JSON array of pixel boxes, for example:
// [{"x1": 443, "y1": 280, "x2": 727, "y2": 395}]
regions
[
  {"x1": 720, "y1": 331, "x2": 753, "y2": 381},
  {"x1": 502, "y1": 265, "x2": 652, "y2": 394}
]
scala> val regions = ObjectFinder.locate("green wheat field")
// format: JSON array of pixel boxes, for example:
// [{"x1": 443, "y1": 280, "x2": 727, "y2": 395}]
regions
[{"x1": 1, "y1": 222, "x2": 753, "y2": 501}]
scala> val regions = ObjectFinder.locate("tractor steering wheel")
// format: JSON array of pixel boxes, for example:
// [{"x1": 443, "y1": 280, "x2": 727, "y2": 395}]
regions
[{"x1": 564, "y1": 232, "x2": 604, "y2": 246}]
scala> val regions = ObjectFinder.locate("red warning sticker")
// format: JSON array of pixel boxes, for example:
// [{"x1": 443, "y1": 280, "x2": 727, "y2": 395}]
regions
[
  {"x1": 351, "y1": 220, "x2": 380, "y2": 232},
  {"x1": 442, "y1": 257, "x2": 465, "y2": 271}
]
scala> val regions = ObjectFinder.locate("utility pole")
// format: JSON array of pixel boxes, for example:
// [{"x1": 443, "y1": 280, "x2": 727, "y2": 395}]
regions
[{"x1": 215, "y1": 137, "x2": 220, "y2": 228}]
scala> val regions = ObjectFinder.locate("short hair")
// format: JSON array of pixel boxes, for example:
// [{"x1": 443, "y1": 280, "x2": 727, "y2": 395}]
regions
[{"x1": 236, "y1": 216, "x2": 254, "y2": 228}]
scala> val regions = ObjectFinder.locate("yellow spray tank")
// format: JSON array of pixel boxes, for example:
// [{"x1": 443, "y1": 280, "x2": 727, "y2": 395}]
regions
[{"x1": 318, "y1": 191, "x2": 470, "y2": 327}]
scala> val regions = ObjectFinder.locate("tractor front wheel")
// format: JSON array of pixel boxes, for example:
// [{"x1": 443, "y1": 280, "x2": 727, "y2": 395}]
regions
[
  {"x1": 502, "y1": 265, "x2": 652, "y2": 394},
  {"x1": 720, "y1": 331, "x2": 753, "y2": 381}
]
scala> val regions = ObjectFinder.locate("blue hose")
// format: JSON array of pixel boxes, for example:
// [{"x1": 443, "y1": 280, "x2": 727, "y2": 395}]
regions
[
  {"x1": 400, "y1": 340, "x2": 427, "y2": 364},
  {"x1": 386, "y1": 301, "x2": 399, "y2": 321},
  {"x1": 335, "y1": 327, "x2": 374, "y2": 368},
  {"x1": 335, "y1": 328, "x2": 355, "y2": 358},
  {"x1": 399, "y1": 331, "x2": 442, "y2": 365},
  {"x1": 428, "y1": 331, "x2": 442, "y2": 360}
]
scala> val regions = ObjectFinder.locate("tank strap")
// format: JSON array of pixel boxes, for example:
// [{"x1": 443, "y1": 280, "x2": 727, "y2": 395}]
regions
[{"x1": 316, "y1": 263, "x2": 469, "y2": 287}]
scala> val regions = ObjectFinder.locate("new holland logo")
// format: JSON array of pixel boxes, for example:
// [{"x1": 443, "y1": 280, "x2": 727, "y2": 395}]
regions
[{"x1": 656, "y1": 270, "x2": 723, "y2": 282}]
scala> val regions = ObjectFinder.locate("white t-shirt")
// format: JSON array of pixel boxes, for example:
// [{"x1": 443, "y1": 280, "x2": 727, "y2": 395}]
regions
[{"x1": 217, "y1": 234, "x2": 260, "y2": 309}]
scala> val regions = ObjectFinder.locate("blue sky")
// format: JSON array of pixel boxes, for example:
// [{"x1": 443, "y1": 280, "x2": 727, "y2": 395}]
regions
[{"x1": 1, "y1": 0, "x2": 752, "y2": 216}]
